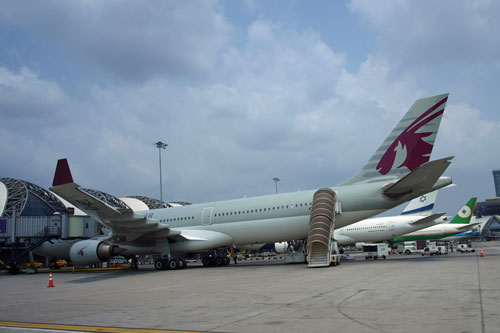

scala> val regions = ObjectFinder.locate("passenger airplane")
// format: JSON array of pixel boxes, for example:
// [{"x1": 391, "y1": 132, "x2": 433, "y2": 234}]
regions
[
  {"x1": 393, "y1": 197, "x2": 478, "y2": 242},
  {"x1": 334, "y1": 191, "x2": 445, "y2": 246},
  {"x1": 42, "y1": 94, "x2": 453, "y2": 270}
]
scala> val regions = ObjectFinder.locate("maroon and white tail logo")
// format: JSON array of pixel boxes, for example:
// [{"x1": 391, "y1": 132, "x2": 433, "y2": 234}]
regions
[
  {"x1": 376, "y1": 97, "x2": 447, "y2": 175},
  {"x1": 77, "y1": 246, "x2": 87, "y2": 256}
]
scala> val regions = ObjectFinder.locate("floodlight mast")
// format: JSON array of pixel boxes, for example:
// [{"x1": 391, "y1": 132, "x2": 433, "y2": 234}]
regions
[
  {"x1": 273, "y1": 177, "x2": 281, "y2": 194},
  {"x1": 154, "y1": 141, "x2": 168, "y2": 205}
]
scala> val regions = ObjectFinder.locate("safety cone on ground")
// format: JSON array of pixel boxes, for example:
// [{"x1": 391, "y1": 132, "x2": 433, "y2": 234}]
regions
[
  {"x1": 47, "y1": 272, "x2": 54, "y2": 288},
  {"x1": 480, "y1": 249, "x2": 484, "y2": 257},
  {"x1": 72, "y1": 266, "x2": 75, "y2": 274}
]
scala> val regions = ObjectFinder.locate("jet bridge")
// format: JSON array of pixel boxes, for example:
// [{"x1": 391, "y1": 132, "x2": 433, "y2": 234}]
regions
[{"x1": 307, "y1": 188, "x2": 336, "y2": 267}]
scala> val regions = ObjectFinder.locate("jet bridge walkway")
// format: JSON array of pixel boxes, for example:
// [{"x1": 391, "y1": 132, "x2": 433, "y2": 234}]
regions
[{"x1": 307, "y1": 188, "x2": 336, "y2": 267}]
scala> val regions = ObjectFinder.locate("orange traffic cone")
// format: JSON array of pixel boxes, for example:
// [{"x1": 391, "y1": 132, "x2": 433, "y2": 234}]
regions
[
  {"x1": 480, "y1": 249, "x2": 484, "y2": 257},
  {"x1": 47, "y1": 272, "x2": 54, "y2": 287}
]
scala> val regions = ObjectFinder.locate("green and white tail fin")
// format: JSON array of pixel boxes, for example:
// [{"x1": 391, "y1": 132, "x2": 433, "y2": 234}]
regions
[
  {"x1": 449, "y1": 197, "x2": 477, "y2": 224},
  {"x1": 341, "y1": 93, "x2": 449, "y2": 185},
  {"x1": 401, "y1": 190, "x2": 439, "y2": 216}
]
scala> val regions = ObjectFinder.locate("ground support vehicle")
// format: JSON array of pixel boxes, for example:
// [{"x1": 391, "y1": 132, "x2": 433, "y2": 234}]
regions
[
  {"x1": 457, "y1": 240, "x2": 475, "y2": 253},
  {"x1": 403, "y1": 240, "x2": 427, "y2": 254},
  {"x1": 422, "y1": 242, "x2": 439, "y2": 256},
  {"x1": 363, "y1": 244, "x2": 389, "y2": 260},
  {"x1": 436, "y1": 241, "x2": 449, "y2": 254},
  {"x1": 330, "y1": 241, "x2": 340, "y2": 266}
]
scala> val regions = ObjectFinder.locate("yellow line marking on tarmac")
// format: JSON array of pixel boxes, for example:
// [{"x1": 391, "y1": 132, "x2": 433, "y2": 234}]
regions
[{"x1": 0, "y1": 321, "x2": 202, "y2": 333}]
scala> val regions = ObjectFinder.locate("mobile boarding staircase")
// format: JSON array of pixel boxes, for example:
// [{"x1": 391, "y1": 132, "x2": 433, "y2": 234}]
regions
[{"x1": 307, "y1": 188, "x2": 337, "y2": 267}]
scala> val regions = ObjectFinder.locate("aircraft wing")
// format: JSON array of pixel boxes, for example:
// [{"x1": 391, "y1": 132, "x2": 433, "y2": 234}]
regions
[
  {"x1": 409, "y1": 212, "x2": 446, "y2": 225},
  {"x1": 50, "y1": 159, "x2": 169, "y2": 239},
  {"x1": 382, "y1": 156, "x2": 454, "y2": 199}
]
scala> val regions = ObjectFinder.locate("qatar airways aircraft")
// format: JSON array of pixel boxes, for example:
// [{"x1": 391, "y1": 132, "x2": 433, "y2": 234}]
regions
[{"x1": 42, "y1": 94, "x2": 453, "y2": 270}]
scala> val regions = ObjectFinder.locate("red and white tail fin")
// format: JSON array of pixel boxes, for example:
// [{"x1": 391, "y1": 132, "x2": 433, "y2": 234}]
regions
[{"x1": 341, "y1": 93, "x2": 449, "y2": 185}]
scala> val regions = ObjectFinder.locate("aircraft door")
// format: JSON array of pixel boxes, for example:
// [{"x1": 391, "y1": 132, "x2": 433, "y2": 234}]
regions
[
  {"x1": 389, "y1": 222, "x2": 395, "y2": 236},
  {"x1": 202, "y1": 207, "x2": 213, "y2": 225}
]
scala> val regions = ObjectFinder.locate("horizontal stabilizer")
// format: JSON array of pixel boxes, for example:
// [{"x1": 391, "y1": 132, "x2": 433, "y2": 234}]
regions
[
  {"x1": 382, "y1": 156, "x2": 454, "y2": 199},
  {"x1": 409, "y1": 212, "x2": 445, "y2": 225},
  {"x1": 456, "y1": 223, "x2": 479, "y2": 231}
]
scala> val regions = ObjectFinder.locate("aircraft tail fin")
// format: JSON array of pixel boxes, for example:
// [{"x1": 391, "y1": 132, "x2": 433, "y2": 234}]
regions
[
  {"x1": 52, "y1": 158, "x2": 74, "y2": 186},
  {"x1": 449, "y1": 197, "x2": 477, "y2": 224},
  {"x1": 341, "y1": 93, "x2": 449, "y2": 185},
  {"x1": 401, "y1": 190, "x2": 439, "y2": 216}
]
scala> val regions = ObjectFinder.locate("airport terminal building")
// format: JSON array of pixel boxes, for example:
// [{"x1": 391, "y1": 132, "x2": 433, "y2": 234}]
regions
[{"x1": 0, "y1": 177, "x2": 187, "y2": 269}]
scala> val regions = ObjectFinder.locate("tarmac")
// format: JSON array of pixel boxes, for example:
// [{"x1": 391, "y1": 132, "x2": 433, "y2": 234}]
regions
[{"x1": 0, "y1": 240, "x2": 499, "y2": 333}]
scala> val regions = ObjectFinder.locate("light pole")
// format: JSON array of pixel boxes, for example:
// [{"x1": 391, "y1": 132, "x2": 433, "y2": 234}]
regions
[
  {"x1": 154, "y1": 141, "x2": 168, "y2": 204},
  {"x1": 273, "y1": 177, "x2": 281, "y2": 194}
]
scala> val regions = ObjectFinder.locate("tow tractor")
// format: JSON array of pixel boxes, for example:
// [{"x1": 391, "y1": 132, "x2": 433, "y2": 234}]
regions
[{"x1": 457, "y1": 240, "x2": 475, "y2": 253}]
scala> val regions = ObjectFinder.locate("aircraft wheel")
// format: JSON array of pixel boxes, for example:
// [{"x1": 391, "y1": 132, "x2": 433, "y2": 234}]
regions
[
  {"x1": 223, "y1": 257, "x2": 230, "y2": 265},
  {"x1": 168, "y1": 259, "x2": 179, "y2": 270},
  {"x1": 154, "y1": 260, "x2": 164, "y2": 271},
  {"x1": 178, "y1": 258, "x2": 187, "y2": 269},
  {"x1": 202, "y1": 256, "x2": 211, "y2": 267},
  {"x1": 215, "y1": 256, "x2": 224, "y2": 266}
]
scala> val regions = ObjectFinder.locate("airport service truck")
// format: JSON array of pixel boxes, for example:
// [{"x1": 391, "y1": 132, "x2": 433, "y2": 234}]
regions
[
  {"x1": 421, "y1": 242, "x2": 439, "y2": 256},
  {"x1": 362, "y1": 243, "x2": 389, "y2": 260},
  {"x1": 403, "y1": 240, "x2": 427, "y2": 254},
  {"x1": 436, "y1": 241, "x2": 449, "y2": 254}
]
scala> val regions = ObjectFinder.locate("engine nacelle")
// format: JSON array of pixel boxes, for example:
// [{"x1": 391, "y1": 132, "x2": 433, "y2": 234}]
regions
[
  {"x1": 70, "y1": 239, "x2": 123, "y2": 266},
  {"x1": 274, "y1": 242, "x2": 288, "y2": 254}
]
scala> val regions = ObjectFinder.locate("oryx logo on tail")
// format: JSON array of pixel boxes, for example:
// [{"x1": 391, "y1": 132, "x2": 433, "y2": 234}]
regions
[{"x1": 376, "y1": 96, "x2": 448, "y2": 175}]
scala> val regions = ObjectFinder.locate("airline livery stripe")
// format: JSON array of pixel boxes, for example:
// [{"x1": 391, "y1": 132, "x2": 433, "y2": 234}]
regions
[
  {"x1": 0, "y1": 321, "x2": 202, "y2": 333},
  {"x1": 400, "y1": 204, "x2": 434, "y2": 215}
]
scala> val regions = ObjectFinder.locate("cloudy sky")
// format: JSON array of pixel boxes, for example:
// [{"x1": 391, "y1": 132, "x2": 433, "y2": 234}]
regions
[{"x1": 1, "y1": 0, "x2": 499, "y2": 216}]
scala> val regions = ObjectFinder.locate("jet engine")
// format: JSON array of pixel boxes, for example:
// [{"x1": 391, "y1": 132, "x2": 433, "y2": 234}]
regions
[
  {"x1": 274, "y1": 242, "x2": 288, "y2": 254},
  {"x1": 69, "y1": 239, "x2": 124, "y2": 266}
]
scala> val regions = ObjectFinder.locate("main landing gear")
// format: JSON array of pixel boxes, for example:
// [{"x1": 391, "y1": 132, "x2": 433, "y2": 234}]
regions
[
  {"x1": 201, "y1": 251, "x2": 230, "y2": 267},
  {"x1": 154, "y1": 257, "x2": 187, "y2": 271}
]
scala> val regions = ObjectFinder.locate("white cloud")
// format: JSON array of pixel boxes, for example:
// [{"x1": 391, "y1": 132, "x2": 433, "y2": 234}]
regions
[
  {"x1": 0, "y1": 67, "x2": 67, "y2": 123},
  {"x1": 0, "y1": 1, "x2": 498, "y2": 213},
  {"x1": 0, "y1": 0, "x2": 232, "y2": 82},
  {"x1": 440, "y1": 103, "x2": 500, "y2": 157},
  {"x1": 348, "y1": 0, "x2": 500, "y2": 67}
]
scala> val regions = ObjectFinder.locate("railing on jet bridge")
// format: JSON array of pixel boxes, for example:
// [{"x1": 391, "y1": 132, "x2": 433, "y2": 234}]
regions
[{"x1": 307, "y1": 188, "x2": 336, "y2": 268}]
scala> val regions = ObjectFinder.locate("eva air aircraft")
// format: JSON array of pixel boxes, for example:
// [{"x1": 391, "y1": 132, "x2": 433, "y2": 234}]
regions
[
  {"x1": 44, "y1": 94, "x2": 453, "y2": 270},
  {"x1": 393, "y1": 197, "x2": 478, "y2": 242}
]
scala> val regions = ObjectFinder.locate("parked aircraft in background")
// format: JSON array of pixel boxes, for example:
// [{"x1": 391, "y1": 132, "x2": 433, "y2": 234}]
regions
[
  {"x1": 393, "y1": 197, "x2": 478, "y2": 242},
  {"x1": 40, "y1": 94, "x2": 453, "y2": 270},
  {"x1": 334, "y1": 190, "x2": 445, "y2": 246}
]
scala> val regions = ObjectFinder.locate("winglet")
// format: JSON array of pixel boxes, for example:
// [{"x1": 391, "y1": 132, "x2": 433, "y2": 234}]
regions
[{"x1": 52, "y1": 158, "x2": 74, "y2": 186}]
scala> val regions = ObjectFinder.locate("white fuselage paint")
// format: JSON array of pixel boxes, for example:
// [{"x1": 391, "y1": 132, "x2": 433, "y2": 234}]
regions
[
  {"x1": 133, "y1": 178, "x2": 450, "y2": 250},
  {"x1": 333, "y1": 215, "x2": 441, "y2": 245}
]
